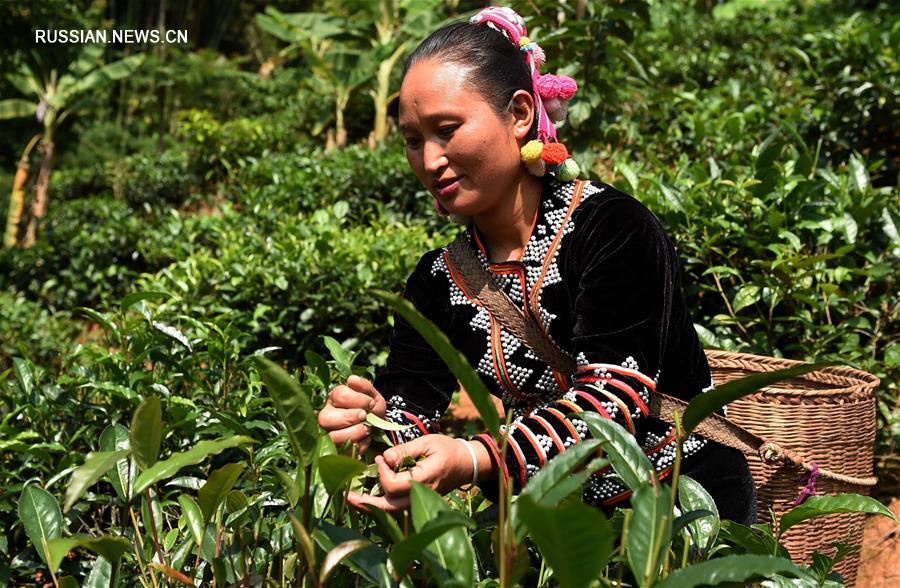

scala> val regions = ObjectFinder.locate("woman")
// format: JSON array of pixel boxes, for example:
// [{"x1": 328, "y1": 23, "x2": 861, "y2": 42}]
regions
[{"x1": 317, "y1": 7, "x2": 756, "y2": 524}]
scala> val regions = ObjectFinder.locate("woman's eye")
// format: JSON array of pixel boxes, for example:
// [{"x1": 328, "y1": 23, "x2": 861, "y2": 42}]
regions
[
  {"x1": 405, "y1": 137, "x2": 421, "y2": 149},
  {"x1": 438, "y1": 125, "x2": 458, "y2": 139}
]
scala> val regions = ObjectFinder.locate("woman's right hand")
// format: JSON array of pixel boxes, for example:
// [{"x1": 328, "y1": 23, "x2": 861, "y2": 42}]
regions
[{"x1": 317, "y1": 375, "x2": 387, "y2": 454}]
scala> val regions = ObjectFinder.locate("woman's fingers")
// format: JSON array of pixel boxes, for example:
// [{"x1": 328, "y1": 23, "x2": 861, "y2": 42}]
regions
[
  {"x1": 346, "y1": 490, "x2": 410, "y2": 514},
  {"x1": 327, "y1": 422, "x2": 371, "y2": 446},
  {"x1": 318, "y1": 404, "x2": 368, "y2": 430},
  {"x1": 328, "y1": 384, "x2": 376, "y2": 410}
]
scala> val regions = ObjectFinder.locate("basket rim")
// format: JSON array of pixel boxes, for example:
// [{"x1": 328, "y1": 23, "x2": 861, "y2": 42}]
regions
[{"x1": 703, "y1": 349, "x2": 880, "y2": 397}]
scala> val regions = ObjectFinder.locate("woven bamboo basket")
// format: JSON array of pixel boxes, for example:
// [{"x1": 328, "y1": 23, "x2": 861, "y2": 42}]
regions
[{"x1": 704, "y1": 349, "x2": 879, "y2": 587}]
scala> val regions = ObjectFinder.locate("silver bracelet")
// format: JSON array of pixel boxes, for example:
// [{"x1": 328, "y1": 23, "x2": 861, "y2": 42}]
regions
[{"x1": 456, "y1": 438, "x2": 478, "y2": 490}]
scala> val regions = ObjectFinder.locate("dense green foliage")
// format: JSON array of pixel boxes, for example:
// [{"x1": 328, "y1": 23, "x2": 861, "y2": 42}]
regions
[{"x1": 0, "y1": 0, "x2": 897, "y2": 585}]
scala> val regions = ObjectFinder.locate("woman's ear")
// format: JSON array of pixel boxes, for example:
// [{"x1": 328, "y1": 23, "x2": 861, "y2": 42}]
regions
[{"x1": 509, "y1": 89, "x2": 536, "y2": 141}]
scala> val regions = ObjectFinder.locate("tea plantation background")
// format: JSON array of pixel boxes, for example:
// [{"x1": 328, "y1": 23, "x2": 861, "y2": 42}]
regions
[{"x1": 0, "y1": 0, "x2": 897, "y2": 585}]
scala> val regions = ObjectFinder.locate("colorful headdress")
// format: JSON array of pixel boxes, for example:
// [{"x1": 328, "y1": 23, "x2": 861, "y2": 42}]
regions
[{"x1": 469, "y1": 6, "x2": 582, "y2": 181}]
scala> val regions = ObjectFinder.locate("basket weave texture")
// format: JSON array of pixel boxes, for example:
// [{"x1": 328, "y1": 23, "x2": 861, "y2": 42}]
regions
[{"x1": 705, "y1": 349, "x2": 879, "y2": 588}]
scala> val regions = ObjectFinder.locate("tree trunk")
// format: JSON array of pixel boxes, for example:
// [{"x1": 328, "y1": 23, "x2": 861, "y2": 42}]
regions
[
  {"x1": 23, "y1": 140, "x2": 54, "y2": 248},
  {"x1": 4, "y1": 157, "x2": 30, "y2": 248}
]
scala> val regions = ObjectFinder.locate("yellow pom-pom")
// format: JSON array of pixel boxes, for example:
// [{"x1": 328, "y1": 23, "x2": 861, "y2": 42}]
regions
[
  {"x1": 556, "y1": 158, "x2": 581, "y2": 181},
  {"x1": 520, "y1": 140, "x2": 543, "y2": 165},
  {"x1": 518, "y1": 36, "x2": 531, "y2": 47}
]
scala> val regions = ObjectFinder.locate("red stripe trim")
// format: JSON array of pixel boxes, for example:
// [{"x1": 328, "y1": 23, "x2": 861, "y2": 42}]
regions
[
  {"x1": 574, "y1": 389, "x2": 613, "y2": 420},
  {"x1": 546, "y1": 407, "x2": 580, "y2": 442},
  {"x1": 602, "y1": 378, "x2": 650, "y2": 416},
  {"x1": 401, "y1": 411, "x2": 430, "y2": 436},
  {"x1": 576, "y1": 363, "x2": 657, "y2": 392},
  {"x1": 473, "y1": 433, "x2": 509, "y2": 493},
  {"x1": 515, "y1": 423, "x2": 547, "y2": 466},
  {"x1": 531, "y1": 414, "x2": 566, "y2": 453}
]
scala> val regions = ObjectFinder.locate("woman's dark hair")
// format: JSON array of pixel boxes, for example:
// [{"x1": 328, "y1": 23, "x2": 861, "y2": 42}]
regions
[{"x1": 402, "y1": 21, "x2": 538, "y2": 140}]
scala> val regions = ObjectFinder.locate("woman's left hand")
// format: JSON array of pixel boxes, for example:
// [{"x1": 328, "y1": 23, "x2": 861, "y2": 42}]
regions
[{"x1": 346, "y1": 434, "x2": 474, "y2": 513}]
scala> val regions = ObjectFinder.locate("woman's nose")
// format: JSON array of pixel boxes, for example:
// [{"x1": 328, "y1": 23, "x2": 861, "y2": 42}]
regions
[{"x1": 423, "y1": 141, "x2": 448, "y2": 174}]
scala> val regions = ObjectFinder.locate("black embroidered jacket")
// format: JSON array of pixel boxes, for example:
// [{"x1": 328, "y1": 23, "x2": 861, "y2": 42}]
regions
[{"x1": 373, "y1": 177, "x2": 712, "y2": 506}]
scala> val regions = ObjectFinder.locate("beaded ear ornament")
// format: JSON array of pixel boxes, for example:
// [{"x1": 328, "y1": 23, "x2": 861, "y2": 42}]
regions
[{"x1": 470, "y1": 7, "x2": 582, "y2": 181}]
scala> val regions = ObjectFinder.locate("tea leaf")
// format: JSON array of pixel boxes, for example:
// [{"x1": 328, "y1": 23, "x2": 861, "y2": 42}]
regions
[
  {"x1": 579, "y1": 413, "x2": 654, "y2": 492},
  {"x1": 319, "y1": 455, "x2": 366, "y2": 495},
  {"x1": 627, "y1": 483, "x2": 673, "y2": 587},
  {"x1": 253, "y1": 357, "x2": 319, "y2": 466},
  {"x1": 64, "y1": 450, "x2": 130, "y2": 512},
  {"x1": 373, "y1": 290, "x2": 500, "y2": 437},
  {"x1": 389, "y1": 511, "x2": 474, "y2": 572},
  {"x1": 410, "y1": 481, "x2": 476, "y2": 587},
  {"x1": 45, "y1": 535, "x2": 130, "y2": 574},
  {"x1": 178, "y1": 494, "x2": 205, "y2": 546},
  {"x1": 320, "y1": 540, "x2": 373, "y2": 586},
  {"x1": 121, "y1": 290, "x2": 170, "y2": 311},
  {"x1": 198, "y1": 463, "x2": 245, "y2": 521},
  {"x1": 18, "y1": 485, "x2": 64, "y2": 565},
  {"x1": 678, "y1": 475, "x2": 719, "y2": 551},
  {"x1": 517, "y1": 495, "x2": 613, "y2": 588},
  {"x1": 130, "y1": 396, "x2": 162, "y2": 470},
  {"x1": 653, "y1": 554, "x2": 805, "y2": 588},
  {"x1": 133, "y1": 435, "x2": 255, "y2": 495},
  {"x1": 99, "y1": 424, "x2": 133, "y2": 502},
  {"x1": 365, "y1": 412, "x2": 414, "y2": 431},
  {"x1": 779, "y1": 493, "x2": 895, "y2": 534}
]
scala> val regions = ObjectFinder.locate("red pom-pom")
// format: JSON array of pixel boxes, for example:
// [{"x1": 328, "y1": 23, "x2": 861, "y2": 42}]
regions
[{"x1": 540, "y1": 142, "x2": 569, "y2": 165}]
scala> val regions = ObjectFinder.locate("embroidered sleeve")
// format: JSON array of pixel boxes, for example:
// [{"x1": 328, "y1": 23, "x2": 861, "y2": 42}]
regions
[
  {"x1": 373, "y1": 251, "x2": 457, "y2": 445},
  {"x1": 473, "y1": 196, "x2": 677, "y2": 493}
]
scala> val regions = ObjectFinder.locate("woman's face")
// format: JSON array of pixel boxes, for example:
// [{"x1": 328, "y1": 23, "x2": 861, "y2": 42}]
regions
[{"x1": 399, "y1": 59, "x2": 533, "y2": 217}]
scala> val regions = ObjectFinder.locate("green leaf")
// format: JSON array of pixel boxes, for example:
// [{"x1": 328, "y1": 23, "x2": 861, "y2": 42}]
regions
[
  {"x1": 290, "y1": 515, "x2": 317, "y2": 571},
  {"x1": 75, "y1": 307, "x2": 121, "y2": 341},
  {"x1": 274, "y1": 469, "x2": 301, "y2": 509},
  {"x1": 13, "y1": 357, "x2": 34, "y2": 396},
  {"x1": 64, "y1": 450, "x2": 129, "y2": 512},
  {"x1": 719, "y1": 520, "x2": 790, "y2": 558},
  {"x1": 848, "y1": 154, "x2": 868, "y2": 193},
  {"x1": 515, "y1": 439, "x2": 603, "y2": 539},
  {"x1": 389, "y1": 511, "x2": 474, "y2": 572},
  {"x1": 18, "y1": 486, "x2": 64, "y2": 566},
  {"x1": 151, "y1": 321, "x2": 193, "y2": 352},
  {"x1": 133, "y1": 436, "x2": 255, "y2": 495},
  {"x1": 616, "y1": 160, "x2": 640, "y2": 192},
  {"x1": 410, "y1": 481, "x2": 476, "y2": 587},
  {"x1": 732, "y1": 284, "x2": 761, "y2": 313},
  {"x1": 45, "y1": 535, "x2": 130, "y2": 574},
  {"x1": 627, "y1": 483, "x2": 673, "y2": 587},
  {"x1": 365, "y1": 412, "x2": 414, "y2": 431},
  {"x1": 318, "y1": 455, "x2": 366, "y2": 495},
  {"x1": 678, "y1": 475, "x2": 719, "y2": 551},
  {"x1": 654, "y1": 554, "x2": 805, "y2": 588},
  {"x1": 0, "y1": 98, "x2": 36, "y2": 120},
  {"x1": 319, "y1": 539, "x2": 373, "y2": 586},
  {"x1": 779, "y1": 493, "x2": 895, "y2": 534},
  {"x1": 373, "y1": 290, "x2": 500, "y2": 437},
  {"x1": 681, "y1": 361, "x2": 837, "y2": 436},
  {"x1": 178, "y1": 494, "x2": 205, "y2": 546},
  {"x1": 253, "y1": 357, "x2": 318, "y2": 466},
  {"x1": 99, "y1": 424, "x2": 133, "y2": 503},
  {"x1": 121, "y1": 290, "x2": 170, "y2": 311},
  {"x1": 315, "y1": 521, "x2": 389, "y2": 585},
  {"x1": 130, "y1": 396, "x2": 162, "y2": 470},
  {"x1": 198, "y1": 463, "x2": 245, "y2": 521},
  {"x1": 517, "y1": 495, "x2": 613, "y2": 588},
  {"x1": 579, "y1": 413, "x2": 654, "y2": 491},
  {"x1": 83, "y1": 555, "x2": 113, "y2": 588}
]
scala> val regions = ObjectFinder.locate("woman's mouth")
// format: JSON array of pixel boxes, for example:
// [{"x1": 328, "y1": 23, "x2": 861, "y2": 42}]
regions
[{"x1": 434, "y1": 175, "x2": 463, "y2": 197}]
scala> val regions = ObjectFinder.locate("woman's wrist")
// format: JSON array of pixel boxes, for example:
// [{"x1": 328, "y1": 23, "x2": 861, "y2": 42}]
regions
[{"x1": 467, "y1": 438, "x2": 496, "y2": 484}]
